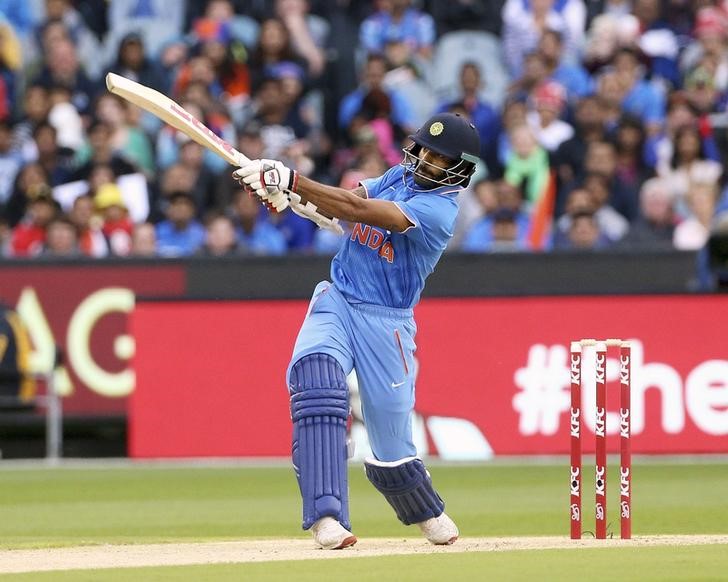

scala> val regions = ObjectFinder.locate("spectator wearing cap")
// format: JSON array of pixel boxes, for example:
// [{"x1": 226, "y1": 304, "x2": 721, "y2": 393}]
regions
[
  {"x1": 683, "y1": 60, "x2": 724, "y2": 115},
  {"x1": 8, "y1": 188, "x2": 58, "y2": 257},
  {"x1": 229, "y1": 189, "x2": 287, "y2": 255},
  {"x1": 69, "y1": 193, "x2": 108, "y2": 257},
  {"x1": 95, "y1": 182, "x2": 133, "y2": 256},
  {"x1": 155, "y1": 191, "x2": 205, "y2": 257},
  {"x1": 436, "y1": 62, "x2": 501, "y2": 167},
  {"x1": 359, "y1": 0, "x2": 436, "y2": 60},
  {"x1": 538, "y1": 28, "x2": 593, "y2": 99},
  {"x1": 526, "y1": 80, "x2": 574, "y2": 152},
  {"x1": 502, "y1": 0, "x2": 586, "y2": 80},
  {"x1": 107, "y1": 32, "x2": 166, "y2": 93},
  {"x1": 681, "y1": 7, "x2": 728, "y2": 93}
]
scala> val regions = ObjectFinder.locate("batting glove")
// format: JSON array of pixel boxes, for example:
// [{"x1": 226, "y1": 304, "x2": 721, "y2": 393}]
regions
[{"x1": 233, "y1": 159, "x2": 298, "y2": 197}]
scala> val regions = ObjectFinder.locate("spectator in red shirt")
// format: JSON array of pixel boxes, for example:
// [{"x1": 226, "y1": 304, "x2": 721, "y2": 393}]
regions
[{"x1": 9, "y1": 190, "x2": 58, "y2": 257}]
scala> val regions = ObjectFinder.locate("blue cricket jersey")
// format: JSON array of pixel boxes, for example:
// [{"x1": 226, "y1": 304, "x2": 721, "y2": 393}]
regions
[{"x1": 330, "y1": 165, "x2": 460, "y2": 309}]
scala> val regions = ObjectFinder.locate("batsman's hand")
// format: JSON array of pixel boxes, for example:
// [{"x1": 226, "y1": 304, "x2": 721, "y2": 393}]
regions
[{"x1": 233, "y1": 159, "x2": 298, "y2": 197}]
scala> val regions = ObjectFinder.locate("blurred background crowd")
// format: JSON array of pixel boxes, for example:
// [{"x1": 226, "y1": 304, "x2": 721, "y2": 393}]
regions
[{"x1": 2, "y1": 0, "x2": 728, "y2": 260}]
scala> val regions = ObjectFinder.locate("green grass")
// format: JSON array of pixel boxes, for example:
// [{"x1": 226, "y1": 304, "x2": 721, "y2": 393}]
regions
[{"x1": 0, "y1": 460, "x2": 727, "y2": 580}]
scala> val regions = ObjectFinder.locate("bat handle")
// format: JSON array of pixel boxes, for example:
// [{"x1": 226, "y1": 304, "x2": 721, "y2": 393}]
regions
[{"x1": 233, "y1": 150, "x2": 252, "y2": 167}]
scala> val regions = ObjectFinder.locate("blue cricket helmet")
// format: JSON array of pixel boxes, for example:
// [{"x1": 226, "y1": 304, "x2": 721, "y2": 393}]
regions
[{"x1": 402, "y1": 112, "x2": 481, "y2": 189}]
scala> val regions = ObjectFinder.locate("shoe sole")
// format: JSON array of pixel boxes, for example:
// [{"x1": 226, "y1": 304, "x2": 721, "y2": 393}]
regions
[
  {"x1": 432, "y1": 535, "x2": 458, "y2": 545},
  {"x1": 333, "y1": 535, "x2": 357, "y2": 549},
  {"x1": 316, "y1": 534, "x2": 357, "y2": 550}
]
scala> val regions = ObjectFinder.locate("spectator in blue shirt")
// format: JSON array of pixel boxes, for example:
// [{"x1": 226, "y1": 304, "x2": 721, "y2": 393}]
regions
[
  {"x1": 436, "y1": 62, "x2": 501, "y2": 166},
  {"x1": 461, "y1": 180, "x2": 531, "y2": 252},
  {"x1": 359, "y1": 0, "x2": 436, "y2": 60},
  {"x1": 613, "y1": 47, "x2": 667, "y2": 136},
  {"x1": 155, "y1": 191, "x2": 206, "y2": 256},
  {"x1": 555, "y1": 210, "x2": 613, "y2": 250},
  {"x1": 230, "y1": 189, "x2": 287, "y2": 255},
  {"x1": 539, "y1": 29, "x2": 593, "y2": 100},
  {"x1": 339, "y1": 54, "x2": 416, "y2": 135}
]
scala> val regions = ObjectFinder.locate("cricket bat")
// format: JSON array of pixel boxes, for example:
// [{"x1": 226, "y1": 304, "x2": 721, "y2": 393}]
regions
[{"x1": 105, "y1": 72, "x2": 249, "y2": 167}]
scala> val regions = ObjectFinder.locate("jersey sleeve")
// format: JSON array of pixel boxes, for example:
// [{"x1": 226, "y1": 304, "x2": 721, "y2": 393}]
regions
[
  {"x1": 360, "y1": 166, "x2": 400, "y2": 199},
  {"x1": 395, "y1": 193, "x2": 458, "y2": 250}
]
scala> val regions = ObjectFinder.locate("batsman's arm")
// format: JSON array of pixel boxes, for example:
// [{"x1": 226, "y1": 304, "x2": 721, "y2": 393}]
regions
[{"x1": 294, "y1": 176, "x2": 413, "y2": 233}]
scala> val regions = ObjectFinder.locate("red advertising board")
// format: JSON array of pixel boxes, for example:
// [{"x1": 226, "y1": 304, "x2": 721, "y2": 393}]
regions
[
  {"x1": 0, "y1": 266, "x2": 185, "y2": 414},
  {"x1": 130, "y1": 295, "x2": 728, "y2": 458}
]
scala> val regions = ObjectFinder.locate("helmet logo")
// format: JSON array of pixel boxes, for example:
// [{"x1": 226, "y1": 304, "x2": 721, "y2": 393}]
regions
[{"x1": 429, "y1": 122, "x2": 444, "y2": 136}]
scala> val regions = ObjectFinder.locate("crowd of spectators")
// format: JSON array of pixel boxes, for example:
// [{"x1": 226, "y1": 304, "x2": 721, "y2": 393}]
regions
[{"x1": 1, "y1": 0, "x2": 728, "y2": 260}]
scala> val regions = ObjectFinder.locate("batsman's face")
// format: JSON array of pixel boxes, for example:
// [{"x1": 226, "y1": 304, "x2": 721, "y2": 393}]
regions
[{"x1": 413, "y1": 147, "x2": 455, "y2": 188}]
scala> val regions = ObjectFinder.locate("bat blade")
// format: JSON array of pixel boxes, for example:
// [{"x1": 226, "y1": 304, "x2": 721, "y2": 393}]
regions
[{"x1": 105, "y1": 72, "x2": 249, "y2": 167}]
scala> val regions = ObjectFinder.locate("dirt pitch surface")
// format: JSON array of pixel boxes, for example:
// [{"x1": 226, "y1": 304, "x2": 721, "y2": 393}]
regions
[{"x1": 2, "y1": 535, "x2": 728, "y2": 574}]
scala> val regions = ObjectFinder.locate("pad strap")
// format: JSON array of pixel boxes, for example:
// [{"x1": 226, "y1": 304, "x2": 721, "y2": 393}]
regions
[
  {"x1": 289, "y1": 354, "x2": 350, "y2": 530},
  {"x1": 364, "y1": 456, "x2": 445, "y2": 525}
]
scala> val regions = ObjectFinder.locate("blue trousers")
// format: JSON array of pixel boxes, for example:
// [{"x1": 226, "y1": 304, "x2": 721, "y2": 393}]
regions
[{"x1": 287, "y1": 281, "x2": 417, "y2": 461}]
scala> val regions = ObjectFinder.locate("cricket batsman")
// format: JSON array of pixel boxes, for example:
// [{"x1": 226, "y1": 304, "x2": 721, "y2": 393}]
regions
[{"x1": 234, "y1": 112, "x2": 481, "y2": 550}]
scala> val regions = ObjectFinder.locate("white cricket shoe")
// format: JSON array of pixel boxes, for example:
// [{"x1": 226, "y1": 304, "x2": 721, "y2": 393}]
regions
[
  {"x1": 417, "y1": 512, "x2": 459, "y2": 545},
  {"x1": 310, "y1": 517, "x2": 357, "y2": 550}
]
